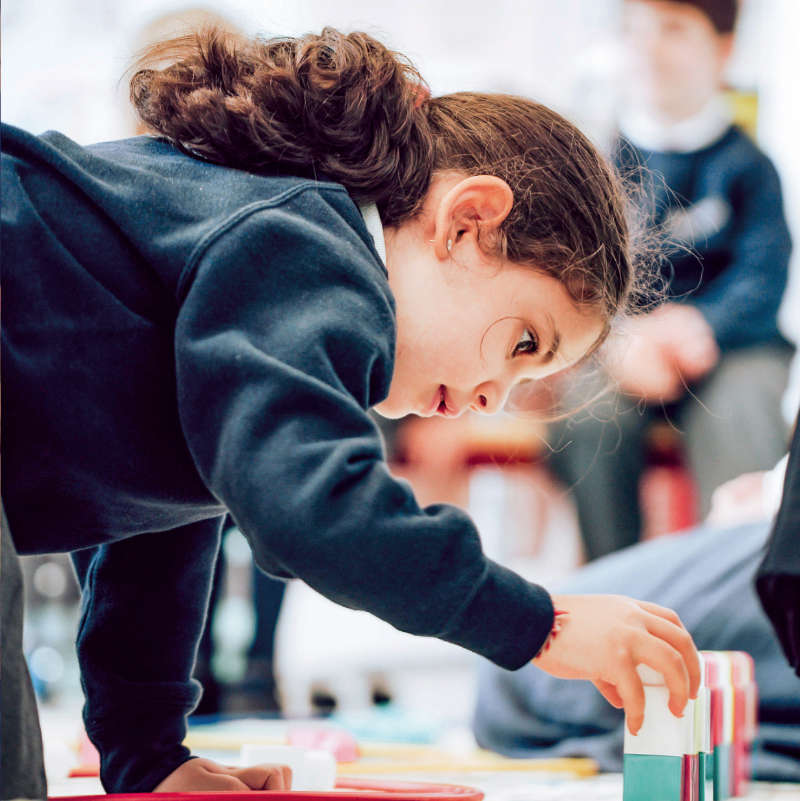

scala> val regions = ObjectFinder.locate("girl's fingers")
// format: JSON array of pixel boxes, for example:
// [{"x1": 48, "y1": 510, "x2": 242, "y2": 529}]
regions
[
  {"x1": 235, "y1": 765, "x2": 291, "y2": 790},
  {"x1": 635, "y1": 599, "x2": 683, "y2": 627},
  {"x1": 612, "y1": 659, "x2": 646, "y2": 735},
  {"x1": 593, "y1": 678, "x2": 624, "y2": 709},
  {"x1": 641, "y1": 611, "x2": 701, "y2": 699},
  {"x1": 635, "y1": 634, "x2": 691, "y2": 718},
  {"x1": 278, "y1": 766, "x2": 293, "y2": 790},
  {"x1": 199, "y1": 772, "x2": 249, "y2": 790}
]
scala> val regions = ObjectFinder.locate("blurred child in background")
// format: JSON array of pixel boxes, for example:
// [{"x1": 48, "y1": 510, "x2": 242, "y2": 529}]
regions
[{"x1": 549, "y1": 0, "x2": 793, "y2": 560}]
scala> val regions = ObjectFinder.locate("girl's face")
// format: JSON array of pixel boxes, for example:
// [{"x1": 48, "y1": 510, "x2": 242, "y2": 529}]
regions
[
  {"x1": 374, "y1": 174, "x2": 605, "y2": 420},
  {"x1": 621, "y1": 1, "x2": 732, "y2": 121}
]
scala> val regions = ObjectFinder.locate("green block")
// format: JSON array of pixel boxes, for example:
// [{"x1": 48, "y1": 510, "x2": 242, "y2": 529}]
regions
[
  {"x1": 714, "y1": 744, "x2": 731, "y2": 800},
  {"x1": 624, "y1": 753, "x2": 683, "y2": 801},
  {"x1": 699, "y1": 751, "x2": 714, "y2": 801}
]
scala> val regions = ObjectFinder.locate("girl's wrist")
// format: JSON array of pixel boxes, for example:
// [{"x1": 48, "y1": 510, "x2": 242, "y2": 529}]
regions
[{"x1": 534, "y1": 609, "x2": 568, "y2": 660}]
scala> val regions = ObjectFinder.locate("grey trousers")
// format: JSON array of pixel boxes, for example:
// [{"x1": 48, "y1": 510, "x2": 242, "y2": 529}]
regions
[
  {"x1": 548, "y1": 342, "x2": 793, "y2": 560},
  {"x1": 1, "y1": 510, "x2": 47, "y2": 800},
  {"x1": 473, "y1": 520, "x2": 800, "y2": 781}
]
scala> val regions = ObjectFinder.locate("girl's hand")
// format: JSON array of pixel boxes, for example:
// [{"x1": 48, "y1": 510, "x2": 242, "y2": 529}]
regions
[
  {"x1": 154, "y1": 757, "x2": 292, "y2": 791},
  {"x1": 533, "y1": 594, "x2": 701, "y2": 735}
]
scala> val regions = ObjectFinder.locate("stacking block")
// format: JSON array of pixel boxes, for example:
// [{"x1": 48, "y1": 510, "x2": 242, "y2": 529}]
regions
[
  {"x1": 695, "y1": 662, "x2": 713, "y2": 801},
  {"x1": 623, "y1": 653, "x2": 756, "y2": 801},
  {"x1": 684, "y1": 708, "x2": 700, "y2": 801},
  {"x1": 744, "y1": 654, "x2": 758, "y2": 792},
  {"x1": 624, "y1": 665, "x2": 698, "y2": 801},
  {"x1": 727, "y1": 651, "x2": 757, "y2": 797},
  {"x1": 703, "y1": 651, "x2": 734, "y2": 800},
  {"x1": 239, "y1": 744, "x2": 336, "y2": 791}
]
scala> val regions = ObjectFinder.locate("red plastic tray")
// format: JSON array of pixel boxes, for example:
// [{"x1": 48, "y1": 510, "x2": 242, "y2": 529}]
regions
[{"x1": 50, "y1": 778, "x2": 484, "y2": 801}]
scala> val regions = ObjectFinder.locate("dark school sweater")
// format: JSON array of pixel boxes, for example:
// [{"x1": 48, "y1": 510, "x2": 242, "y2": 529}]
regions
[
  {"x1": 757, "y1": 408, "x2": 800, "y2": 675},
  {"x1": 1, "y1": 124, "x2": 554, "y2": 791},
  {"x1": 615, "y1": 126, "x2": 792, "y2": 350}
]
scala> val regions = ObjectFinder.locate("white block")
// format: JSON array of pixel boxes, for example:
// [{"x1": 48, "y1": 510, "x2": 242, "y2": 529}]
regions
[
  {"x1": 625, "y1": 686, "x2": 696, "y2": 757},
  {"x1": 694, "y1": 662, "x2": 710, "y2": 755},
  {"x1": 625, "y1": 665, "x2": 696, "y2": 757},
  {"x1": 636, "y1": 664, "x2": 666, "y2": 685},
  {"x1": 240, "y1": 744, "x2": 336, "y2": 791},
  {"x1": 714, "y1": 653, "x2": 735, "y2": 745},
  {"x1": 694, "y1": 686, "x2": 711, "y2": 754}
]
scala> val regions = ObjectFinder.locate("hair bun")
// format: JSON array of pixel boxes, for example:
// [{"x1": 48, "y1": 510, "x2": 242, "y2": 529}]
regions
[{"x1": 131, "y1": 27, "x2": 433, "y2": 221}]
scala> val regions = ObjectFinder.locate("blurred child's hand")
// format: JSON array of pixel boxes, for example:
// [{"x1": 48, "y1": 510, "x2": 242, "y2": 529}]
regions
[
  {"x1": 533, "y1": 594, "x2": 701, "y2": 735},
  {"x1": 607, "y1": 304, "x2": 718, "y2": 400},
  {"x1": 153, "y1": 757, "x2": 291, "y2": 791},
  {"x1": 607, "y1": 332, "x2": 685, "y2": 401},
  {"x1": 649, "y1": 304, "x2": 719, "y2": 381}
]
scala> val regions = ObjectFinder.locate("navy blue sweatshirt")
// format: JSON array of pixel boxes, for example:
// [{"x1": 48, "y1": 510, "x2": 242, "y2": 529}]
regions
[
  {"x1": 1, "y1": 124, "x2": 553, "y2": 792},
  {"x1": 615, "y1": 126, "x2": 791, "y2": 350}
]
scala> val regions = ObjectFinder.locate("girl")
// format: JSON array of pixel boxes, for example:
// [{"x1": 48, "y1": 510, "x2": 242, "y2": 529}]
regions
[{"x1": 1, "y1": 27, "x2": 699, "y2": 795}]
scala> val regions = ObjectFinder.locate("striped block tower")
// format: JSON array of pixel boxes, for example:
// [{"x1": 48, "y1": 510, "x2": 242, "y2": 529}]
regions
[
  {"x1": 727, "y1": 651, "x2": 757, "y2": 797},
  {"x1": 624, "y1": 664, "x2": 698, "y2": 801},
  {"x1": 684, "y1": 701, "x2": 700, "y2": 801},
  {"x1": 703, "y1": 651, "x2": 734, "y2": 801},
  {"x1": 695, "y1": 658, "x2": 714, "y2": 801},
  {"x1": 743, "y1": 653, "x2": 758, "y2": 793}
]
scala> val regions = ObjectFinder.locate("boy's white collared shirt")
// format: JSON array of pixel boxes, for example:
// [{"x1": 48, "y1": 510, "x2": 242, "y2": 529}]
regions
[
  {"x1": 359, "y1": 203, "x2": 387, "y2": 266},
  {"x1": 619, "y1": 94, "x2": 733, "y2": 153}
]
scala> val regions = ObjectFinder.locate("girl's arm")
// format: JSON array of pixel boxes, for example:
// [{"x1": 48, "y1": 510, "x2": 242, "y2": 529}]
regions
[
  {"x1": 174, "y1": 186, "x2": 556, "y2": 671},
  {"x1": 175, "y1": 185, "x2": 698, "y2": 735},
  {"x1": 71, "y1": 518, "x2": 223, "y2": 791}
]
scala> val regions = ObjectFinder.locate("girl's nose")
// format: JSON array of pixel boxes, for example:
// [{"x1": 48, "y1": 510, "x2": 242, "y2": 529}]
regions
[{"x1": 471, "y1": 383, "x2": 505, "y2": 415}]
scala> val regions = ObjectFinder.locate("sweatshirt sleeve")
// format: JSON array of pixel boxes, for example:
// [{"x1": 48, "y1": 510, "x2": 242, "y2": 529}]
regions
[
  {"x1": 756, "y1": 409, "x2": 800, "y2": 674},
  {"x1": 71, "y1": 517, "x2": 223, "y2": 792},
  {"x1": 174, "y1": 188, "x2": 554, "y2": 670},
  {"x1": 691, "y1": 155, "x2": 792, "y2": 350}
]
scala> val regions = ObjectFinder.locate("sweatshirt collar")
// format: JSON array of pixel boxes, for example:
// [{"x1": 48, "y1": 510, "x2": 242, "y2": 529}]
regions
[
  {"x1": 619, "y1": 94, "x2": 733, "y2": 153},
  {"x1": 359, "y1": 203, "x2": 387, "y2": 266}
]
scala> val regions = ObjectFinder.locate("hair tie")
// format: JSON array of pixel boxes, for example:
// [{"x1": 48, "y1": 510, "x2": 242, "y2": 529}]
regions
[
  {"x1": 534, "y1": 609, "x2": 569, "y2": 659},
  {"x1": 412, "y1": 83, "x2": 431, "y2": 109}
]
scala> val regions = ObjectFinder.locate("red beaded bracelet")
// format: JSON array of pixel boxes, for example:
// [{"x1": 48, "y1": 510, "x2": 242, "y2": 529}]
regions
[{"x1": 534, "y1": 609, "x2": 568, "y2": 660}]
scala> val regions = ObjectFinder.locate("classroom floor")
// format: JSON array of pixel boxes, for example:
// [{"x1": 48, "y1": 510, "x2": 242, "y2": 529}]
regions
[
  {"x1": 46, "y1": 769, "x2": 800, "y2": 800},
  {"x1": 41, "y1": 703, "x2": 800, "y2": 800}
]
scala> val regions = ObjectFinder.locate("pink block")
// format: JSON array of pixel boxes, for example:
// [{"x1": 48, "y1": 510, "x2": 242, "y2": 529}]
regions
[{"x1": 288, "y1": 726, "x2": 360, "y2": 763}]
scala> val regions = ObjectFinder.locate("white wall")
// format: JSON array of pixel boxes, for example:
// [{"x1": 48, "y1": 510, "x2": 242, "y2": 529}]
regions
[
  {"x1": 1, "y1": 0, "x2": 617, "y2": 142},
  {"x1": 2, "y1": 0, "x2": 796, "y2": 341}
]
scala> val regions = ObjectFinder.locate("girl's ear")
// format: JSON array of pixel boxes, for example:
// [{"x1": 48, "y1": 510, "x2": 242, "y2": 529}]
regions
[{"x1": 433, "y1": 175, "x2": 514, "y2": 260}]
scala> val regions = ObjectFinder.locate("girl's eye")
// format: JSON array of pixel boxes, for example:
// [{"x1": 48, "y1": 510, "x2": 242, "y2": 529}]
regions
[{"x1": 513, "y1": 329, "x2": 539, "y2": 357}]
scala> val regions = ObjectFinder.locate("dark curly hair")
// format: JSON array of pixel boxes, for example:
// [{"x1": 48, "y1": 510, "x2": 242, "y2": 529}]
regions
[{"x1": 131, "y1": 26, "x2": 648, "y2": 339}]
